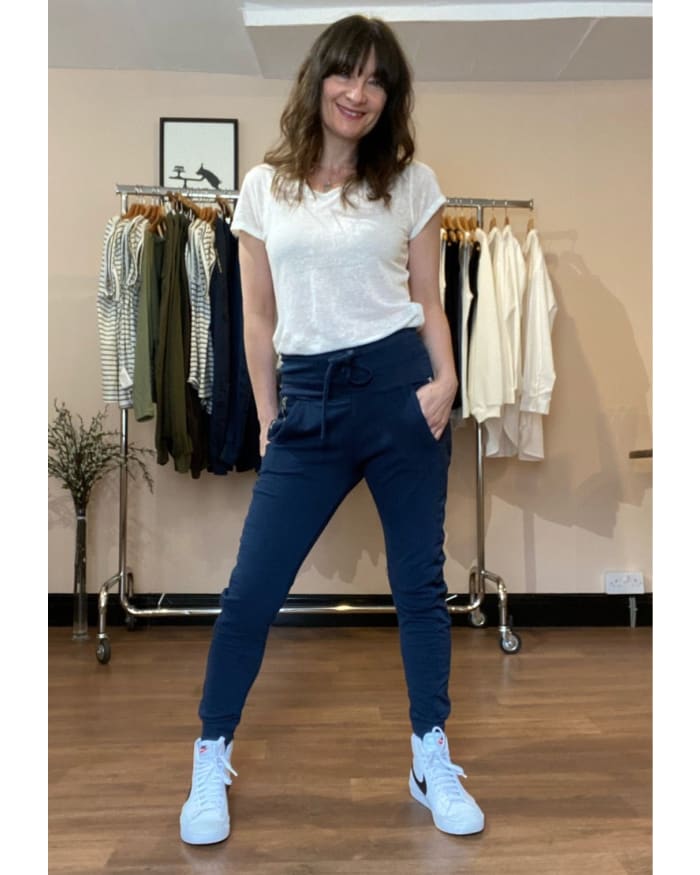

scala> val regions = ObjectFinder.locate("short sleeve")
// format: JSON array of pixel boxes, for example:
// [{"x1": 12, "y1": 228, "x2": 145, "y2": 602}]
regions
[
  {"x1": 230, "y1": 164, "x2": 271, "y2": 240},
  {"x1": 409, "y1": 162, "x2": 447, "y2": 240}
]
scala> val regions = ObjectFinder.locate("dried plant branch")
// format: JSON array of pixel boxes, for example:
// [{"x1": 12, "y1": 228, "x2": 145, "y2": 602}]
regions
[{"x1": 48, "y1": 401, "x2": 154, "y2": 512}]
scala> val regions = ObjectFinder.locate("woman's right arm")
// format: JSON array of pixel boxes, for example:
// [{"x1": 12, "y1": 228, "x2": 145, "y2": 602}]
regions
[{"x1": 238, "y1": 230, "x2": 279, "y2": 457}]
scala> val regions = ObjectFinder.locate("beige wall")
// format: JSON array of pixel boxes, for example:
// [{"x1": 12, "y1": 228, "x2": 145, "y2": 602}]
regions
[{"x1": 48, "y1": 69, "x2": 652, "y2": 599}]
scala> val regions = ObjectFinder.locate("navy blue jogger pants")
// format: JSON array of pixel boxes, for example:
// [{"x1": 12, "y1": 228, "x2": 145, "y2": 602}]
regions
[{"x1": 199, "y1": 328, "x2": 453, "y2": 742}]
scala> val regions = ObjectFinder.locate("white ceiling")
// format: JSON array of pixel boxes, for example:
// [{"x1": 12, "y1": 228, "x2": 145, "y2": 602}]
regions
[{"x1": 48, "y1": 0, "x2": 652, "y2": 82}]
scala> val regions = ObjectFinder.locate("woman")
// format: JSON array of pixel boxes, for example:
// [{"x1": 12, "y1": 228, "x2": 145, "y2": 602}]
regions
[{"x1": 180, "y1": 14, "x2": 485, "y2": 844}]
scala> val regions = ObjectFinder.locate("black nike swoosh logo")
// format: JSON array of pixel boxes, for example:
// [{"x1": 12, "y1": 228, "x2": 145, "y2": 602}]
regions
[{"x1": 412, "y1": 768, "x2": 428, "y2": 796}]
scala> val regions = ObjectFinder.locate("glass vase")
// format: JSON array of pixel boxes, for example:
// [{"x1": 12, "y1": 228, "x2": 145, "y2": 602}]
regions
[{"x1": 72, "y1": 508, "x2": 89, "y2": 640}]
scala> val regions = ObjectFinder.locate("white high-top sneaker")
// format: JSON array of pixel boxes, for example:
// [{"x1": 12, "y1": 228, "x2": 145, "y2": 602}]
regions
[
  {"x1": 180, "y1": 737, "x2": 237, "y2": 845},
  {"x1": 409, "y1": 727, "x2": 485, "y2": 835}
]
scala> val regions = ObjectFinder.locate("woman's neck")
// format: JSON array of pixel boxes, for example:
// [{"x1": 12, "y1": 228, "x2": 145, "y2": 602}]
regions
[
  {"x1": 316, "y1": 152, "x2": 357, "y2": 173},
  {"x1": 308, "y1": 145, "x2": 358, "y2": 192}
]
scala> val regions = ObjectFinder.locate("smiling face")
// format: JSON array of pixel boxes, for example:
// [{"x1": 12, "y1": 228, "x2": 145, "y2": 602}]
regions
[{"x1": 320, "y1": 47, "x2": 388, "y2": 149}]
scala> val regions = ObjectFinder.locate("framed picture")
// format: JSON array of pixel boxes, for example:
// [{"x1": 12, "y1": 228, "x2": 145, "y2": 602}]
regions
[{"x1": 159, "y1": 117, "x2": 239, "y2": 190}]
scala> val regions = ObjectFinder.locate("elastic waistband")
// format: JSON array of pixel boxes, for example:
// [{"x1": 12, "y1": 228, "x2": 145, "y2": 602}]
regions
[
  {"x1": 279, "y1": 328, "x2": 432, "y2": 393},
  {"x1": 279, "y1": 329, "x2": 433, "y2": 441}
]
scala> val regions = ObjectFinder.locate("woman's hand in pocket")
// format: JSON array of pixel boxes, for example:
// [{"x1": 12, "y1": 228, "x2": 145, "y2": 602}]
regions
[{"x1": 415, "y1": 377, "x2": 458, "y2": 440}]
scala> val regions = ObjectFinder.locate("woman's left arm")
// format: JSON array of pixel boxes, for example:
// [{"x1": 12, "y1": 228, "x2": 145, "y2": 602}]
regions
[{"x1": 408, "y1": 208, "x2": 458, "y2": 440}]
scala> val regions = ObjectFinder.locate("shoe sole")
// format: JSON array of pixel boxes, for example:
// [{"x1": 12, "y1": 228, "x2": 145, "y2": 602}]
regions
[
  {"x1": 179, "y1": 821, "x2": 230, "y2": 845},
  {"x1": 409, "y1": 772, "x2": 485, "y2": 836}
]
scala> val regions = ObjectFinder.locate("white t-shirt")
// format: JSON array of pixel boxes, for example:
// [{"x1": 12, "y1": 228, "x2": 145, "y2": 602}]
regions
[{"x1": 230, "y1": 161, "x2": 446, "y2": 354}]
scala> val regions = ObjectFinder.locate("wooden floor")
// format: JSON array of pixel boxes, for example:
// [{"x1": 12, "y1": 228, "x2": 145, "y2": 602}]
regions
[{"x1": 48, "y1": 625, "x2": 652, "y2": 875}]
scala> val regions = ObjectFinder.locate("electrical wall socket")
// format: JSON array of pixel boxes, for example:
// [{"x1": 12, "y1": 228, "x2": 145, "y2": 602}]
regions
[{"x1": 604, "y1": 571, "x2": 644, "y2": 595}]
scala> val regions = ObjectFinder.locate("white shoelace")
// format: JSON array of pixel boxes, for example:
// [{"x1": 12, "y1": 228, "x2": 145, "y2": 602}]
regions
[
  {"x1": 426, "y1": 755, "x2": 468, "y2": 804},
  {"x1": 195, "y1": 748, "x2": 238, "y2": 810},
  {"x1": 423, "y1": 730, "x2": 469, "y2": 806}
]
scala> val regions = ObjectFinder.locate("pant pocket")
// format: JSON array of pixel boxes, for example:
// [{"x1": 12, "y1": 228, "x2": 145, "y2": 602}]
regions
[
  {"x1": 266, "y1": 395, "x2": 321, "y2": 445},
  {"x1": 266, "y1": 395, "x2": 293, "y2": 442},
  {"x1": 408, "y1": 379, "x2": 441, "y2": 444}
]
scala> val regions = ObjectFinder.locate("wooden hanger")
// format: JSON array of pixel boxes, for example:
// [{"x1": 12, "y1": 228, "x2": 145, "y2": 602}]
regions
[
  {"x1": 489, "y1": 212, "x2": 498, "y2": 231},
  {"x1": 123, "y1": 199, "x2": 143, "y2": 219},
  {"x1": 216, "y1": 195, "x2": 232, "y2": 221},
  {"x1": 527, "y1": 213, "x2": 536, "y2": 232},
  {"x1": 183, "y1": 194, "x2": 202, "y2": 220},
  {"x1": 147, "y1": 203, "x2": 166, "y2": 236},
  {"x1": 169, "y1": 192, "x2": 183, "y2": 214},
  {"x1": 168, "y1": 192, "x2": 202, "y2": 220},
  {"x1": 441, "y1": 210, "x2": 453, "y2": 243}
]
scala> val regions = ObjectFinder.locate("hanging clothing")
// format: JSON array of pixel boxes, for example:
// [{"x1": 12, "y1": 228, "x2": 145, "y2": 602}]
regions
[
  {"x1": 438, "y1": 228, "x2": 447, "y2": 309},
  {"x1": 466, "y1": 227, "x2": 505, "y2": 424},
  {"x1": 132, "y1": 228, "x2": 165, "y2": 422},
  {"x1": 519, "y1": 228, "x2": 557, "y2": 461},
  {"x1": 442, "y1": 236, "x2": 462, "y2": 410},
  {"x1": 487, "y1": 225, "x2": 515, "y2": 404},
  {"x1": 97, "y1": 214, "x2": 147, "y2": 408},
  {"x1": 466, "y1": 236, "x2": 480, "y2": 345},
  {"x1": 155, "y1": 212, "x2": 193, "y2": 473},
  {"x1": 438, "y1": 214, "x2": 556, "y2": 458},
  {"x1": 457, "y1": 235, "x2": 475, "y2": 418},
  {"x1": 98, "y1": 199, "x2": 260, "y2": 479},
  {"x1": 485, "y1": 224, "x2": 527, "y2": 457},
  {"x1": 208, "y1": 218, "x2": 260, "y2": 474},
  {"x1": 186, "y1": 218, "x2": 218, "y2": 414}
]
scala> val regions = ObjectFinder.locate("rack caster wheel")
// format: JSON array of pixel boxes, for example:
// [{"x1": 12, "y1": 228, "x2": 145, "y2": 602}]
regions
[
  {"x1": 500, "y1": 630, "x2": 522, "y2": 654},
  {"x1": 96, "y1": 638, "x2": 112, "y2": 664},
  {"x1": 469, "y1": 608, "x2": 487, "y2": 628},
  {"x1": 125, "y1": 613, "x2": 138, "y2": 631}
]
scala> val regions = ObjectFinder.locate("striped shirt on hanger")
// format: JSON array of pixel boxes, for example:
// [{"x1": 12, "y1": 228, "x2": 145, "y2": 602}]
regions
[
  {"x1": 185, "y1": 218, "x2": 218, "y2": 414},
  {"x1": 97, "y1": 214, "x2": 147, "y2": 408}
]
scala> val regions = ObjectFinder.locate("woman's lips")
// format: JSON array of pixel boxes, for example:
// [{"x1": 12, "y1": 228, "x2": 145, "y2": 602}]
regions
[{"x1": 336, "y1": 104, "x2": 365, "y2": 119}]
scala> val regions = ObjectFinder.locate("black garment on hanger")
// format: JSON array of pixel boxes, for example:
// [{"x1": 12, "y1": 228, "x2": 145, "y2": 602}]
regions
[
  {"x1": 467, "y1": 239, "x2": 481, "y2": 344},
  {"x1": 443, "y1": 239, "x2": 462, "y2": 410},
  {"x1": 208, "y1": 218, "x2": 260, "y2": 474}
]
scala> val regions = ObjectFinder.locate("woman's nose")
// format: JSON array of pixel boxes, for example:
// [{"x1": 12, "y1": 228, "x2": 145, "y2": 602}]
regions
[{"x1": 346, "y1": 78, "x2": 367, "y2": 103}]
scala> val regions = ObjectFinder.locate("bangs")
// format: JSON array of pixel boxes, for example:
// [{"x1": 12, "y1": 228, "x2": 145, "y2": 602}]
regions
[{"x1": 318, "y1": 22, "x2": 401, "y2": 91}]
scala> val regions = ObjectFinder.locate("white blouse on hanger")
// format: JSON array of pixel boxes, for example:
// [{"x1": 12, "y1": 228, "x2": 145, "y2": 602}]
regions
[
  {"x1": 485, "y1": 223, "x2": 528, "y2": 457},
  {"x1": 519, "y1": 227, "x2": 558, "y2": 461},
  {"x1": 467, "y1": 227, "x2": 506, "y2": 423}
]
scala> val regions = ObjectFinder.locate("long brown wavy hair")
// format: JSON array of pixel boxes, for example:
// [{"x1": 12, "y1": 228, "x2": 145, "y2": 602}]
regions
[{"x1": 264, "y1": 15, "x2": 415, "y2": 205}]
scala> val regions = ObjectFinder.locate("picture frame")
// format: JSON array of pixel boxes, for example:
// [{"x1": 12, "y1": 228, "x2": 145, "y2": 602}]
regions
[{"x1": 159, "y1": 117, "x2": 239, "y2": 190}]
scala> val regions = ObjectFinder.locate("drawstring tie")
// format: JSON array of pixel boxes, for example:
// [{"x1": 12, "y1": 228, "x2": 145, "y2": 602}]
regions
[{"x1": 319, "y1": 350, "x2": 372, "y2": 441}]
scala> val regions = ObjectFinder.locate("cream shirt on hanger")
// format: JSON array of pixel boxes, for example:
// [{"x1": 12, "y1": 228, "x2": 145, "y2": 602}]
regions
[
  {"x1": 519, "y1": 227, "x2": 557, "y2": 461},
  {"x1": 485, "y1": 224, "x2": 528, "y2": 457},
  {"x1": 466, "y1": 227, "x2": 506, "y2": 423}
]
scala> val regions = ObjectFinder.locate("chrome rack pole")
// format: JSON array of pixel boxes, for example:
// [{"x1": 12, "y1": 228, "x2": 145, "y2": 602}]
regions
[{"x1": 115, "y1": 184, "x2": 240, "y2": 201}]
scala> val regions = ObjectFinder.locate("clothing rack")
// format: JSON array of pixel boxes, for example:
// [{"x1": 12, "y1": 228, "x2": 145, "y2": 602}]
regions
[{"x1": 95, "y1": 185, "x2": 531, "y2": 664}]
